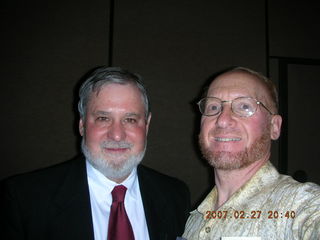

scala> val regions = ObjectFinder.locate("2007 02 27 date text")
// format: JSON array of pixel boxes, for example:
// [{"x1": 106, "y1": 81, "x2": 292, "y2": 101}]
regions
[{"x1": 205, "y1": 210, "x2": 296, "y2": 219}]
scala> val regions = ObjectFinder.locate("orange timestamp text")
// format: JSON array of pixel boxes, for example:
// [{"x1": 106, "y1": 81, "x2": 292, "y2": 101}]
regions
[{"x1": 205, "y1": 210, "x2": 296, "y2": 219}]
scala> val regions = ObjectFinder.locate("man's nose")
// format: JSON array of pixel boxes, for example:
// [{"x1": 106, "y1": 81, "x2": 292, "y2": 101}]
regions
[
  {"x1": 215, "y1": 105, "x2": 236, "y2": 128},
  {"x1": 107, "y1": 121, "x2": 126, "y2": 141}
]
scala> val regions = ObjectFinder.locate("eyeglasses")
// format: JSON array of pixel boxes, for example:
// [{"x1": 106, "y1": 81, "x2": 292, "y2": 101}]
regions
[{"x1": 197, "y1": 97, "x2": 274, "y2": 117}]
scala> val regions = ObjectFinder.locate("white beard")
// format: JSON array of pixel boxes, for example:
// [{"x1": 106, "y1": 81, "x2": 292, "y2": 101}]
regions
[{"x1": 81, "y1": 139, "x2": 146, "y2": 181}]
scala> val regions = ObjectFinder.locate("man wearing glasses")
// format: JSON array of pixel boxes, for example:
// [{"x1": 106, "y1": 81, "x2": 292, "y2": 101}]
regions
[{"x1": 183, "y1": 67, "x2": 320, "y2": 239}]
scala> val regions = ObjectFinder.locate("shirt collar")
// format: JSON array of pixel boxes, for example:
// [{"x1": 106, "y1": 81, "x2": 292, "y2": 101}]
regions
[
  {"x1": 86, "y1": 160, "x2": 139, "y2": 201},
  {"x1": 197, "y1": 161, "x2": 280, "y2": 214}
]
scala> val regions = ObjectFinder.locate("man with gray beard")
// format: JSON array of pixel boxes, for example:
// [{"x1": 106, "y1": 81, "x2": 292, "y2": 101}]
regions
[
  {"x1": 183, "y1": 67, "x2": 320, "y2": 239},
  {"x1": 1, "y1": 66, "x2": 190, "y2": 240}
]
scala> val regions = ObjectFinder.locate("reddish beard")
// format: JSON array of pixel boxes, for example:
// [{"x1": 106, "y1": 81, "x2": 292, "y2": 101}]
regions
[{"x1": 199, "y1": 126, "x2": 271, "y2": 170}]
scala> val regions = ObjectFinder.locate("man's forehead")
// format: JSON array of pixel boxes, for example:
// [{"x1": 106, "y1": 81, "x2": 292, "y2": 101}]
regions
[
  {"x1": 89, "y1": 83, "x2": 143, "y2": 103},
  {"x1": 207, "y1": 72, "x2": 266, "y2": 97},
  {"x1": 87, "y1": 83, "x2": 147, "y2": 115},
  {"x1": 92, "y1": 82, "x2": 136, "y2": 95}
]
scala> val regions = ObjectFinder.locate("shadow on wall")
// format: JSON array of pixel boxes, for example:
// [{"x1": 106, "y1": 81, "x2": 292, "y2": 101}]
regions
[{"x1": 292, "y1": 170, "x2": 308, "y2": 183}]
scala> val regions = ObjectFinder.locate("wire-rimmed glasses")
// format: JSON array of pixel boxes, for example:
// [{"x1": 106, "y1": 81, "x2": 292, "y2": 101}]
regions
[{"x1": 197, "y1": 97, "x2": 274, "y2": 117}]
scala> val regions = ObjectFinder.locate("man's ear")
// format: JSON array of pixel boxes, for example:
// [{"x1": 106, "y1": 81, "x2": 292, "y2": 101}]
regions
[
  {"x1": 270, "y1": 115, "x2": 282, "y2": 140},
  {"x1": 145, "y1": 113, "x2": 152, "y2": 135},
  {"x1": 79, "y1": 118, "x2": 84, "y2": 136}
]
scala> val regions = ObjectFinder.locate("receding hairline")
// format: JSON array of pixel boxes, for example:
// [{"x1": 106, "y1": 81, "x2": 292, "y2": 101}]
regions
[{"x1": 206, "y1": 67, "x2": 279, "y2": 113}]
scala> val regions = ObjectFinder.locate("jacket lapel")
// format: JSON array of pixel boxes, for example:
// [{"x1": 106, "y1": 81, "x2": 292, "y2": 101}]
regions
[
  {"x1": 49, "y1": 157, "x2": 94, "y2": 240},
  {"x1": 138, "y1": 165, "x2": 170, "y2": 240}
]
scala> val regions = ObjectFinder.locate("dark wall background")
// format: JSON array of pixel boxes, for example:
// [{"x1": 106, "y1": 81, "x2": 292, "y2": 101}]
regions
[{"x1": 1, "y1": 0, "x2": 320, "y2": 206}]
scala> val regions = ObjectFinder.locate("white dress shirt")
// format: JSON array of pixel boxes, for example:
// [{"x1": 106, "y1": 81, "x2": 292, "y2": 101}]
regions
[{"x1": 86, "y1": 161, "x2": 150, "y2": 240}]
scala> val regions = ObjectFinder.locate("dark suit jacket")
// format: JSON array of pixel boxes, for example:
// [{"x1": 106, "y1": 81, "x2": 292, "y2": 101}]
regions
[{"x1": 1, "y1": 156, "x2": 191, "y2": 240}]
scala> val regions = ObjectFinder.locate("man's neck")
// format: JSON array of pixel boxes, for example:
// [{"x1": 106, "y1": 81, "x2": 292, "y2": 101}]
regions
[{"x1": 213, "y1": 158, "x2": 269, "y2": 210}]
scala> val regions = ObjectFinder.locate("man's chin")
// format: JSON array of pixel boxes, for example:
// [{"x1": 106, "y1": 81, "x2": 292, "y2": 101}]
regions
[
  {"x1": 199, "y1": 130, "x2": 271, "y2": 171},
  {"x1": 87, "y1": 154, "x2": 141, "y2": 181},
  {"x1": 102, "y1": 154, "x2": 130, "y2": 165},
  {"x1": 81, "y1": 139, "x2": 146, "y2": 181},
  {"x1": 107, "y1": 159, "x2": 132, "y2": 170},
  {"x1": 205, "y1": 151, "x2": 249, "y2": 170}
]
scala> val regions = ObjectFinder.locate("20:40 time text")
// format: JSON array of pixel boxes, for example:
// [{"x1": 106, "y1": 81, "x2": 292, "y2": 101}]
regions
[{"x1": 205, "y1": 210, "x2": 296, "y2": 219}]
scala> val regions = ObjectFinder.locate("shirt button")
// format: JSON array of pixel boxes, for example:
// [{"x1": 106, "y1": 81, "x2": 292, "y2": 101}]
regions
[{"x1": 205, "y1": 227, "x2": 211, "y2": 233}]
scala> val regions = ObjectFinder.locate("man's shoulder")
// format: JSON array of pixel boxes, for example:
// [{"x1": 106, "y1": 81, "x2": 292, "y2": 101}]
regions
[
  {"x1": 261, "y1": 163, "x2": 320, "y2": 200},
  {"x1": 269, "y1": 174, "x2": 320, "y2": 209},
  {"x1": 137, "y1": 164, "x2": 189, "y2": 194},
  {"x1": 277, "y1": 174, "x2": 320, "y2": 196},
  {"x1": 137, "y1": 164, "x2": 191, "y2": 216},
  {"x1": 1, "y1": 156, "x2": 85, "y2": 193},
  {"x1": 138, "y1": 164, "x2": 186, "y2": 184}
]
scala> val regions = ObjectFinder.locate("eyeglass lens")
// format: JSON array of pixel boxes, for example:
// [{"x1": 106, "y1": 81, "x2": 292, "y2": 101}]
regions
[{"x1": 199, "y1": 97, "x2": 258, "y2": 117}]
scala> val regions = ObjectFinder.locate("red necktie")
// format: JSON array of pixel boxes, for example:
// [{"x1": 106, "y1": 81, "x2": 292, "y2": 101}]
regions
[{"x1": 107, "y1": 185, "x2": 135, "y2": 240}]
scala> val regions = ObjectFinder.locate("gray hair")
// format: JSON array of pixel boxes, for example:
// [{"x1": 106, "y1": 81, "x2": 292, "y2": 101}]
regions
[{"x1": 78, "y1": 66, "x2": 150, "y2": 119}]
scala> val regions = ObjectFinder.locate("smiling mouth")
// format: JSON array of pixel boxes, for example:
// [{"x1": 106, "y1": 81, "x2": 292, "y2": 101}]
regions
[
  {"x1": 214, "y1": 137, "x2": 241, "y2": 142},
  {"x1": 106, "y1": 147, "x2": 128, "y2": 150},
  {"x1": 104, "y1": 147, "x2": 129, "y2": 152}
]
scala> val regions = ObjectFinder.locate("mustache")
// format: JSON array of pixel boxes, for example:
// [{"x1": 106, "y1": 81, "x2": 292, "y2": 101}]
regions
[
  {"x1": 101, "y1": 141, "x2": 133, "y2": 149},
  {"x1": 209, "y1": 128, "x2": 242, "y2": 136}
]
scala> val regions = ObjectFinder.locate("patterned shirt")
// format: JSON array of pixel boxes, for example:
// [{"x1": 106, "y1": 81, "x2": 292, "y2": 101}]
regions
[{"x1": 183, "y1": 161, "x2": 320, "y2": 240}]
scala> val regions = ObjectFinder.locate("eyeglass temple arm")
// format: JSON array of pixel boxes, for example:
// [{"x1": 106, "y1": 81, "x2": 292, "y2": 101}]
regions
[{"x1": 258, "y1": 102, "x2": 275, "y2": 115}]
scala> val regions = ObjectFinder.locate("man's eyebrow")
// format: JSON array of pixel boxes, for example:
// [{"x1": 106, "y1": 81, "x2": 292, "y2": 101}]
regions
[
  {"x1": 94, "y1": 111, "x2": 111, "y2": 116},
  {"x1": 124, "y1": 112, "x2": 141, "y2": 117},
  {"x1": 93, "y1": 111, "x2": 142, "y2": 118}
]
